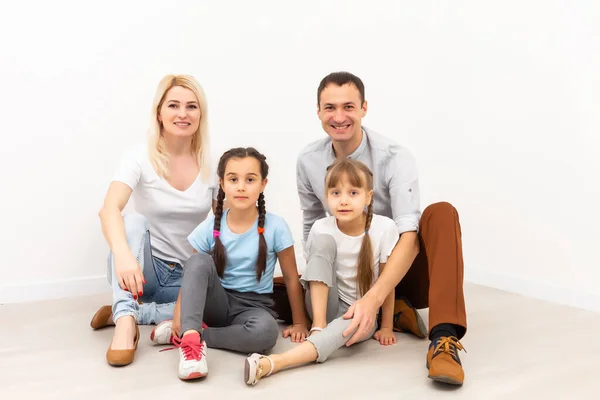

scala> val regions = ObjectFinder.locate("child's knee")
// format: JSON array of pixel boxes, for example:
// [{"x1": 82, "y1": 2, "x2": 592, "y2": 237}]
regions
[
  {"x1": 259, "y1": 318, "x2": 279, "y2": 348},
  {"x1": 182, "y1": 252, "x2": 215, "y2": 277},
  {"x1": 247, "y1": 317, "x2": 279, "y2": 351}
]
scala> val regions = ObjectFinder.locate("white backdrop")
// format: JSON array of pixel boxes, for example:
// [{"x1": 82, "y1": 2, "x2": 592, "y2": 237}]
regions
[{"x1": 1, "y1": 1, "x2": 598, "y2": 312}]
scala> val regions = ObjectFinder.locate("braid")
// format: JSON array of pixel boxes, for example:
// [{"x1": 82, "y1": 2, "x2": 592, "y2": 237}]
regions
[
  {"x1": 256, "y1": 192, "x2": 267, "y2": 281},
  {"x1": 365, "y1": 196, "x2": 374, "y2": 233},
  {"x1": 212, "y1": 187, "x2": 227, "y2": 277}
]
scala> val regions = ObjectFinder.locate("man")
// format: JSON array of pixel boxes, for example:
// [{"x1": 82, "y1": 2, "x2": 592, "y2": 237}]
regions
[{"x1": 279, "y1": 71, "x2": 467, "y2": 386}]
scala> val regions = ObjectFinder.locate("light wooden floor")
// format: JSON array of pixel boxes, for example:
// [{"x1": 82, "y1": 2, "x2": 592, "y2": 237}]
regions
[{"x1": 1, "y1": 282, "x2": 599, "y2": 399}]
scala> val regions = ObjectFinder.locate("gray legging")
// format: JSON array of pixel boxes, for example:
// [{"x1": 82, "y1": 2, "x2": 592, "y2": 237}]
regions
[
  {"x1": 180, "y1": 252, "x2": 279, "y2": 354},
  {"x1": 301, "y1": 234, "x2": 378, "y2": 363}
]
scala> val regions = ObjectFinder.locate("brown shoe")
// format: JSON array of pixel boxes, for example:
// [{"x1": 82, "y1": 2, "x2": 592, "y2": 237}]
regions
[
  {"x1": 392, "y1": 298, "x2": 427, "y2": 339},
  {"x1": 90, "y1": 305, "x2": 113, "y2": 330},
  {"x1": 426, "y1": 336, "x2": 466, "y2": 385},
  {"x1": 106, "y1": 324, "x2": 140, "y2": 367}
]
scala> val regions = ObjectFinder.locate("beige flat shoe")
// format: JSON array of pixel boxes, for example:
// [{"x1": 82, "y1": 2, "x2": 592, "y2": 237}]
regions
[
  {"x1": 90, "y1": 305, "x2": 113, "y2": 329},
  {"x1": 106, "y1": 324, "x2": 140, "y2": 367}
]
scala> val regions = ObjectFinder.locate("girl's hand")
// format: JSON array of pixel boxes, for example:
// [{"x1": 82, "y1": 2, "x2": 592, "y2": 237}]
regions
[
  {"x1": 172, "y1": 314, "x2": 181, "y2": 338},
  {"x1": 114, "y1": 252, "x2": 145, "y2": 299},
  {"x1": 373, "y1": 327, "x2": 397, "y2": 346},
  {"x1": 282, "y1": 323, "x2": 309, "y2": 343}
]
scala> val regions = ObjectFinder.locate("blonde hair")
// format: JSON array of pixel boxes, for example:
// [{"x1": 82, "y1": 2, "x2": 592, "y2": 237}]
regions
[
  {"x1": 325, "y1": 158, "x2": 374, "y2": 297},
  {"x1": 148, "y1": 74, "x2": 210, "y2": 181}
]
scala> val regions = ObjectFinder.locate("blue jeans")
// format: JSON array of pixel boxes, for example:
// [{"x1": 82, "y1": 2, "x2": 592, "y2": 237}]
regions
[{"x1": 107, "y1": 213, "x2": 180, "y2": 324}]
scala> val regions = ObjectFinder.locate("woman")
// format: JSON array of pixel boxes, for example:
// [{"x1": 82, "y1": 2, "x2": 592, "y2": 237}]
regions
[{"x1": 89, "y1": 74, "x2": 217, "y2": 367}]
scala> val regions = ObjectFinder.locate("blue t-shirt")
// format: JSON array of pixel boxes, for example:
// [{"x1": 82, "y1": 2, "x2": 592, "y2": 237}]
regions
[{"x1": 187, "y1": 209, "x2": 295, "y2": 294}]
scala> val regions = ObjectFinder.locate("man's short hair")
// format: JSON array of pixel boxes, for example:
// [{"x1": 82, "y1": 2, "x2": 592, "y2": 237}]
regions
[{"x1": 317, "y1": 71, "x2": 365, "y2": 106}]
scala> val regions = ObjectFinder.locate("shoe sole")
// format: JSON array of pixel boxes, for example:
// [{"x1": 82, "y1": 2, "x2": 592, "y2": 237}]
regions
[
  {"x1": 244, "y1": 359, "x2": 251, "y2": 384},
  {"x1": 393, "y1": 300, "x2": 428, "y2": 338},
  {"x1": 393, "y1": 311, "x2": 428, "y2": 338},
  {"x1": 412, "y1": 310, "x2": 428, "y2": 338},
  {"x1": 179, "y1": 371, "x2": 207, "y2": 381},
  {"x1": 425, "y1": 362, "x2": 463, "y2": 386},
  {"x1": 107, "y1": 360, "x2": 133, "y2": 367},
  {"x1": 90, "y1": 306, "x2": 113, "y2": 330},
  {"x1": 244, "y1": 358, "x2": 262, "y2": 385},
  {"x1": 427, "y1": 374, "x2": 463, "y2": 386}
]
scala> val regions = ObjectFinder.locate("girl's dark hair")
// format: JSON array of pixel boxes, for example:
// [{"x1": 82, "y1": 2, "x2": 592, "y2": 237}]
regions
[
  {"x1": 325, "y1": 158, "x2": 374, "y2": 297},
  {"x1": 212, "y1": 147, "x2": 269, "y2": 281}
]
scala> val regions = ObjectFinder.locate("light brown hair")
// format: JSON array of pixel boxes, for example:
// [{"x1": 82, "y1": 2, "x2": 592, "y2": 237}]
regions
[{"x1": 325, "y1": 158, "x2": 374, "y2": 297}]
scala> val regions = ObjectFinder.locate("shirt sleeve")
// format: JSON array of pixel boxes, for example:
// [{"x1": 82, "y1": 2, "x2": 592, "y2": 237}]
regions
[
  {"x1": 112, "y1": 147, "x2": 142, "y2": 190},
  {"x1": 379, "y1": 218, "x2": 400, "y2": 264},
  {"x1": 273, "y1": 217, "x2": 295, "y2": 253},
  {"x1": 385, "y1": 148, "x2": 422, "y2": 234},
  {"x1": 296, "y1": 154, "x2": 327, "y2": 245},
  {"x1": 187, "y1": 217, "x2": 215, "y2": 254}
]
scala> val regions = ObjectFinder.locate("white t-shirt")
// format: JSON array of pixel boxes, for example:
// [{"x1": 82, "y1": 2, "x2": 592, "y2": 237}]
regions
[
  {"x1": 112, "y1": 144, "x2": 218, "y2": 266},
  {"x1": 305, "y1": 215, "x2": 400, "y2": 305}
]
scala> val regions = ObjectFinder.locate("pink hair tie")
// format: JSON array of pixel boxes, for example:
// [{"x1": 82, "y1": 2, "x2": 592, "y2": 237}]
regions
[{"x1": 213, "y1": 230, "x2": 220, "y2": 238}]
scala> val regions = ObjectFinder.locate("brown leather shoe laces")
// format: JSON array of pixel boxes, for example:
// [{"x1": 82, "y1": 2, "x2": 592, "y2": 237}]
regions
[{"x1": 432, "y1": 336, "x2": 467, "y2": 363}]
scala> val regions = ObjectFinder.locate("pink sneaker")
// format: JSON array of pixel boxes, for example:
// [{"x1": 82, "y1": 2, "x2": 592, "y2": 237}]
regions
[{"x1": 177, "y1": 331, "x2": 208, "y2": 380}]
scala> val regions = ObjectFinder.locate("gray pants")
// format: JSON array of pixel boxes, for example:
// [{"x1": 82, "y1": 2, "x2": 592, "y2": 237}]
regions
[
  {"x1": 300, "y1": 235, "x2": 377, "y2": 363},
  {"x1": 181, "y1": 252, "x2": 279, "y2": 354}
]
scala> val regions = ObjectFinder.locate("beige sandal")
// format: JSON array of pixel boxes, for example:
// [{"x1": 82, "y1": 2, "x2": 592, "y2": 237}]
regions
[{"x1": 245, "y1": 353, "x2": 274, "y2": 386}]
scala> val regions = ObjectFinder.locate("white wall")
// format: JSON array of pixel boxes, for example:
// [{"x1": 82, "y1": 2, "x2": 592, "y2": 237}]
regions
[{"x1": 1, "y1": 1, "x2": 598, "y2": 312}]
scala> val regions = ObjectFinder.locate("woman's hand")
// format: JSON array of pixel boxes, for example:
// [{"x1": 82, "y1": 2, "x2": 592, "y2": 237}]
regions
[
  {"x1": 114, "y1": 252, "x2": 145, "y2": 299},
  {"x1": 282, "y1": 323, "x2": 309, "y2": 343}
]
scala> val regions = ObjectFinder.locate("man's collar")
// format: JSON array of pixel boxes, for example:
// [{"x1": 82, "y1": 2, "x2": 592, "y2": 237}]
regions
[{"x1": 328, "y1": 126, "x2": 368, "y2": 161}]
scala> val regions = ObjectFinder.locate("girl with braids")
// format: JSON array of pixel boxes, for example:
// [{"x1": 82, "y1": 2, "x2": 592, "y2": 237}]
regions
[
  {"x1": 244, "y1": 158, "x2": 399, "y2": 386},
  {"x1": 155, "y1": 147, "x2": 309, "y2": 381}
]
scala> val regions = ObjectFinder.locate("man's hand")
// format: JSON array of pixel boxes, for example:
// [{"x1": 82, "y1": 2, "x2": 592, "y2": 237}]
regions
[{"x1": 342, "y1": 294, "x2": 380, "y2": 346}]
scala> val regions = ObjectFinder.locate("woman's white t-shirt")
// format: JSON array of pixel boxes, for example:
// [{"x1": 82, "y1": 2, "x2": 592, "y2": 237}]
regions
[
  {"x1": 305, "y1": 214, "x2": 400, "y2": 305},
  {"x1": 112, "y1": 144, "x2": 218, "y2": 266}
]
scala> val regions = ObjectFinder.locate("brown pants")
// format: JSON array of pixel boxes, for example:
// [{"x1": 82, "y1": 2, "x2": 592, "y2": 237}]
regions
[{"x1": 271, "y1": 201, "x2": 467, "y2": 340}]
